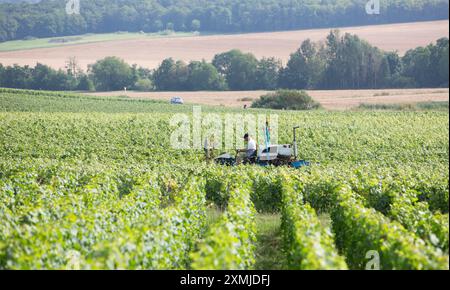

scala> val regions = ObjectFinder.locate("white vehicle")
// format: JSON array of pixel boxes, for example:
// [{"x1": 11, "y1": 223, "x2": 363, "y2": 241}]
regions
[
  {"x1": 170, "y1": 96, "x2": 184, "y2": 104},
  {"x1": 258, "y1": 144, "x2": 293, "y2": 162}
]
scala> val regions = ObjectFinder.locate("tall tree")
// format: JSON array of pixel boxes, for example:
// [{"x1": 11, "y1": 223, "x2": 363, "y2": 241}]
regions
[
  {"x1": 212, "y1": 50, "x2": 258, "y2": 90},
  {"x1": 279, "y1": 39, "x2": 325, "y2": 89},
  {"x1": 256, "y1": 57, "x2": 282, "y2": 90},
  {"x1": 153, "y1": 58, "x2": 189, "y2": 90},
  {"x1": 187, "y1": 60, "x2": 227, "y2": 90},
  {"x1": 89, "y1": 57, "x2": 133, "y2": 91}
]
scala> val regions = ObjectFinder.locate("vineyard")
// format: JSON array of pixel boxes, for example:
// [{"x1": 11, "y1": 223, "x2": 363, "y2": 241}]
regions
[{"x1": 0, "y1": 88, "x2": 448, "y2": 270}]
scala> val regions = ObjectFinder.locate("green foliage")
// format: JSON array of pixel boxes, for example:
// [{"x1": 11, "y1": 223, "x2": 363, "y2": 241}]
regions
[
  {"x1": 133, "y1": 78, "x2": 154, "y2": 92},
  {"x1": 89, "y1": 57, "x2": 133, "y2": 91},
  {"x1": 0, "y1": 89, "x2": 448, "y2": 269},
  {"x1": 251, "y1": 90, "x2": 321, "y2": 110},
  {"x1": 204, "y1": 168, "x2": 283, "y2": 213},
  {"x1": 153, "y1": 58, "x2": 188, "y2": 91},
  {"x1": 84, "y1": 177, "x2": 207, "y2": 269},
  {"x1": 0, "y1": 170, "x2": 207, "y2": 269},
  {"x1": 256, "y1": 57, "x2": 282, "y2": 90},
  {"x1": 251, "y1": 173, "x2": 283, "y2": 213},
  {"x1": 0, "y1": 88, "x2": 191, "y2": 113},
  {"x1": 313, "y1": 167, "x2": 449, "y2": 253},
  {"x1": 278, "y1": 39, "x2": 325, "y2": 89},
  {"x1": 357, "y1": 101, "x2": 449, "y2": 111},
  {"x1": 153, "y1": 58, "x2": 228, "y2": 91},
  {"x1": 190, "y1": 19, "x2": 201, "y2": 31},
  {"x1": 341, "y1": 168, "x2": 449, "y2": 253},
  {"x1": 321, "y1": 31, "x2": 392, "y2": 89},
  {"x1": 191, "y1": 177, "x2": 257, "y2": 270},
  {"x1": 77, "y1": 75, "x2": 95, "y2": 91},
  {"x1": 212, "y1": 50, "x2": 259, "y2": 90},
  {"x1": 389, "y1": 194, "x2": 449, "y2": 253},
  {"x1": 279, "y1": 175, "x2": 347, "y2": 269},
  {"x1": 186, "y1": 60, "x2": 227, "y2": 91},
  {"x1": 0, "y1": 63, "x2": 80, "y2": 91},
  {"x1": 1, "y1": 89, "x2": 448, "y2": 166},
  {"x1": 1, "y1": 37, "x2": 448, "y2": 91},
  {"x1": 204, "y1": 170, "x2": 230, "y2": 209},
  {"x1": 420, "y1": 187, "x2": 449, "y2": 213},
  {"x1": 403, "y1": 38, "x2": 449, "y2": 87},
  {"x1": 330, "y1": 186, "x2": 449, "y2": 270},
  {"x1": 0, "y1": 0, "x2": 448, "y2": 42}
]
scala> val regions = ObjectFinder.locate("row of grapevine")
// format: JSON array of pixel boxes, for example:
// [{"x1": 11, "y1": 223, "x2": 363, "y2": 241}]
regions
[
  {"x1": 290, "y1": 168, "x2": 449, "y2": 254},
  {"x1": 279, "y1": 175, "x2": 347, "y2": 270},
  {"x1": 341, "y1": 170, "x2": 449, "y2": 252},
  {"x1": 330, "y1": 186, "x2": 449, "y2": 270},
  {"x1": 0, "y1": 171, "x2": 206, "y2": 269},
  {"x1": 0, "y1": 88, "x2": 448, "y2": 270},
  {"x1": 84, "y1": 177, "x2": 207, "y2": 269},
  {"x1": 388, "y1": 193, "x2": 449, "y2": 253},
  {"x1": 204, "y1": 168, "x2": 448, "y2": 270},
  {"x1": 191, "y1": 177, "x2": 257, "y2": 270},
  {"x1": 348, "y1": 170, "x2": 449, "y2": 214}
]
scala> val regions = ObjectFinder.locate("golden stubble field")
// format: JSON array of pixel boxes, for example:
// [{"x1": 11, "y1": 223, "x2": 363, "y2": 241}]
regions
[
  {"x1": 0, "y1": 20, "x2": 448, "y2": 70},
  {"x1": 87, "y1": 88, "x2": 449, "y2": 110}
]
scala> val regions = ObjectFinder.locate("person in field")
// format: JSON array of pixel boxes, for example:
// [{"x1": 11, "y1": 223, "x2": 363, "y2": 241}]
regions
[{"x1": 236, "y1": 133, "x2": 257, "y2": 164}]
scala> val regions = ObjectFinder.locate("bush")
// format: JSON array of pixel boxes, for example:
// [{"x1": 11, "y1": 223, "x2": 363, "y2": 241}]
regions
[
  {"x1": 134, "y1": 78, "x2": 154, "y2": 91},
  {"x1": 251, "y1": 90, "x2": 321, "y2": 110}
]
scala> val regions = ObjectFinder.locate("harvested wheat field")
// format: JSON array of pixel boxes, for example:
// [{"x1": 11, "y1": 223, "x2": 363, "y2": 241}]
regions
[
  {"x1": 0, "y1": 20, "x2": 448, "y2": 70},
  {"x1": 86, "y1": 88, "x2": 449, "y2": 110}
]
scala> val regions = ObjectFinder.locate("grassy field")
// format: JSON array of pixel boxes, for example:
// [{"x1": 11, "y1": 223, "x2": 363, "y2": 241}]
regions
[
  {"x1": 0, "y1": 20, "x2": 447, "y2": 70},
  {"x1": 0, "y1": 31, "x2": 198, "y2": 52},
  {"x1": 0, "y1": 88, "x2": 448, "y2": 270}
]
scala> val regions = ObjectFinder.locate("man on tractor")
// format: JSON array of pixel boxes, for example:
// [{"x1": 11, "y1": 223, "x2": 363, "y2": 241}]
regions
[{"x1": 236, "y1": 133, "x2": 257, "y2": 164}]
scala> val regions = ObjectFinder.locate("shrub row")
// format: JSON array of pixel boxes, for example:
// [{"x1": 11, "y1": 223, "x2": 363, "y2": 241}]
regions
[
  {"x1": 0, "y1": 171, "x2": 206, "y2": 269},
  {"x1": 331, "y1": 186, "x2": 449, "y2": 270},
  {"x1": 279, "y1": 176, "x2": 347, "y2": 269},
  {"x1": 191, "y1": 177, "x2": 257, "y2": 270}
]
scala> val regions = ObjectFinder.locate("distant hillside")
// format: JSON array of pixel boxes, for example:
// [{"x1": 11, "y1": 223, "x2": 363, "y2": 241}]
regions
[{"x1": 0, "y1": 0, "x2": 448, "y2": 42}]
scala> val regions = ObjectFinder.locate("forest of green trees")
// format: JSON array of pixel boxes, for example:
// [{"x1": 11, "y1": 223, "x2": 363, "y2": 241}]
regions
[
  {"x1": 1, "y1": 32, "x2": 448, "y2": 91},
  {"x1": 0, "y1": 0, "x2": 449, "y2": 42}
]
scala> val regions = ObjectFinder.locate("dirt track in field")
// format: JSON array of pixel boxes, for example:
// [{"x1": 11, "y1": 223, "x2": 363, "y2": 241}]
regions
[
  {"x1": 86, "y1": 88, "x2": 449, "y2": 110},
  {"x1": 0, "y1": 20, "x2": 448, "y2": 70}
]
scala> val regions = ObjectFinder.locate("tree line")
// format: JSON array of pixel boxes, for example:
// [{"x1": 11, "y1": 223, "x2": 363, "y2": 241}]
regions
[
  {"x1": 0, "y1": 0, "x2": 449, "y2": 42},
  {"x1": 0, "y1": 33, "x2": 448, "y2": 91}
]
